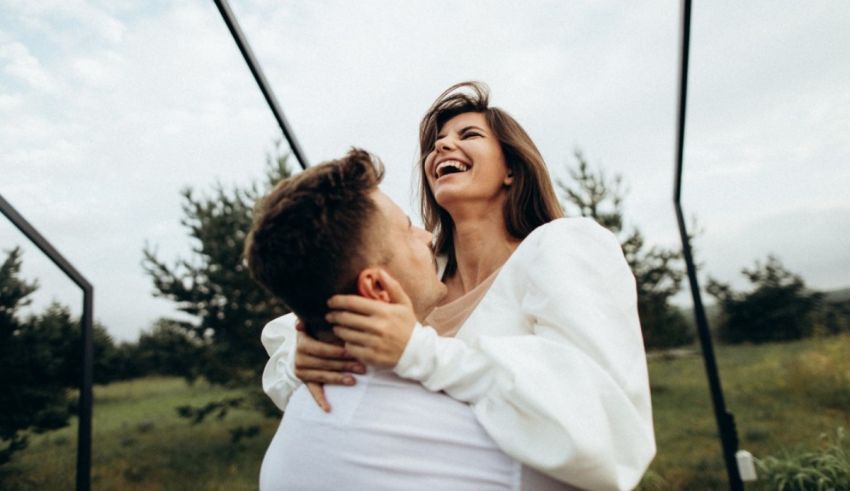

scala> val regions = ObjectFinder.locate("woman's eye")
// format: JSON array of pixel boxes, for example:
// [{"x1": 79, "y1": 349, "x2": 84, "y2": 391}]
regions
[{"x1": 462, "y1": 132, "x2": 482, "y2": 139}]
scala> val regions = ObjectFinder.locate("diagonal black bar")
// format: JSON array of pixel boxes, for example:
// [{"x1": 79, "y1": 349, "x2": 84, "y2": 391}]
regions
[
  {"x1": 672, "y1": 1, "x2": 743, "y2": 489},
  {"x1": 0, "y1": 193, "x2": 93, "y2": 491},
  {"x1": 213, "y1": 0, "x2": 310, "y2": 170}
]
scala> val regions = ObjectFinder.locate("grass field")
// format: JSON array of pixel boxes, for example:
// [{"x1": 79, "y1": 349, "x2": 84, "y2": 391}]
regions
[
  {"x1": 2, "y1": 335, "x2": 849, "y2": 490},
  {"x1": 645, "y1": 334, "x2": 850, "y2": 489},
  {"x1": 0, "y1": 378, "x2": 278, "y2": 490}
]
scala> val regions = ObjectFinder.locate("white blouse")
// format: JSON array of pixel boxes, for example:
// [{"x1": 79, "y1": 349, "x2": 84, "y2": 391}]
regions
[{"x1": 261, "y1": 217, "x2": 656, "y2": 491}]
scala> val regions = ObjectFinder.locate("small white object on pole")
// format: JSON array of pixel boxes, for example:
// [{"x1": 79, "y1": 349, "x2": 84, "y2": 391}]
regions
[{"x1": 736, "y1": 450, "x2": 758, "y2": 482}]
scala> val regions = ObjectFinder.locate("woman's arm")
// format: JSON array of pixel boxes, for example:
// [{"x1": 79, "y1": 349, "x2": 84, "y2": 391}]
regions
[
  {"x1": 261, "y1": 314, "x2": 363, "y2": 412},
  {"x1": 261, "y1": 314, "x2": 302, "y2": 411},
  {"x1": 331, "y1": 219, "x2": 655, "y2": 490}
]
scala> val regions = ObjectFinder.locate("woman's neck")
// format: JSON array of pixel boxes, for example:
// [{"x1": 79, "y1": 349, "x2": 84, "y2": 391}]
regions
[{"x1": 448, "y1": 213, "x2": 519, "y2": 295}]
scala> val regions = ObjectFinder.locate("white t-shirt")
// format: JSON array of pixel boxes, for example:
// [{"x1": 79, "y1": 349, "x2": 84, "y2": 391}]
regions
[{"x1": 260, "y1": 369, "x2": 574, "y2": 491}]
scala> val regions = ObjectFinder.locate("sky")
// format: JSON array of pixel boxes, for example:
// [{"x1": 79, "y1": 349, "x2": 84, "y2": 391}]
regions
[{"x1": 1, "y1": 1, "x2": 848, "y2": 341}]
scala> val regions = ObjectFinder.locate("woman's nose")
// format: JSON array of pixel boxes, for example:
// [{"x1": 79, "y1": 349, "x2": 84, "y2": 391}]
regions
[{"x1": 436, "y1": 137, "x2": 454, "y2": 152}]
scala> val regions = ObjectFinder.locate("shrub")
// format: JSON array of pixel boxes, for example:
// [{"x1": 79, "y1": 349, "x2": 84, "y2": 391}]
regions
[{"x1": 756, "y1": 428, "x2": 850, "y2": 491}]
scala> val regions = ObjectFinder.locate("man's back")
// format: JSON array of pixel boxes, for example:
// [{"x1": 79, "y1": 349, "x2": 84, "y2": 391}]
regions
[{"x1": 260, "y1": 370, "x2": 571, "y2": 490}]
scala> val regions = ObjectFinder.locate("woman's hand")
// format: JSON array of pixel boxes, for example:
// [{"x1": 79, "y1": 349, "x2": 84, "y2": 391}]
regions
[
  {"x1": 294, "y1": 320, "x2": 365, "y2": 412},
  {"x1": 326, "y1": 270, "x2": 417, "y2": 369}
]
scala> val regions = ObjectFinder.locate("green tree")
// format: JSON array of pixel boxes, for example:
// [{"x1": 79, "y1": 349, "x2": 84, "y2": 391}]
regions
[
  {"x1": 26, "y1": 303, "x2": 119, "y2": 386},
  {"x1": 142, "y1": 147, "x2": 291, "y2": 386},
  {"x1": 707, "y1": 255, "x2": 823, "y2": 343},
  {"x1": 0, "y1": 249, "x2": 70, "y2": 464},
  {"x1": 133, "y1": 319, "x2": 205, "y2": 380},
  {"x1": 557, "y1": 150, "x2": 693, "y2": 349}
]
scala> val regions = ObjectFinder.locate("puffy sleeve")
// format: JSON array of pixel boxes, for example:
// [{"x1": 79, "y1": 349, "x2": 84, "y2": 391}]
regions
[
  {"x1": 393, "y1": 218, "x2": 655, "y2": 491},
  {"x1": 261, "y1": 313, "x2": 302, "y2": 411}
]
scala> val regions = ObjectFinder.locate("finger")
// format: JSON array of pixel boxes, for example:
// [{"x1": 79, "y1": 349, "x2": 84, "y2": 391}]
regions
[
  {"x1": 342, "y1": 343, "x2": 390, "y2": 367},
  {"x1": 325, "y1": 311, "x2": 381, "y2": 332},
  {"x1": 342, "y1": 344, "x2": 374, "y2": 365},
  {"x1": 294, "y1": 318, "x2": 305, "y2": 332},
  {"x1": 378, "y1": 269, "x2": 413, "y2": 306},
  {"x1": 296, "y1": 354, "x2": 366, "y2": 373},
  {"x1": 299, "y1": 334, "x2": 353, "y2": 359},
  {"x1": 306, "y1": 382, "x2": 331, "y2": 412},
  {"x1": 333, "y1": 326, "x2": 377, "y2": 347},
  {"x1": 327, "y1": 294, "x2": 387, "y2": 315},
  {"x1": 295, "y1": 369, "x2": 356, "y2": 386}
]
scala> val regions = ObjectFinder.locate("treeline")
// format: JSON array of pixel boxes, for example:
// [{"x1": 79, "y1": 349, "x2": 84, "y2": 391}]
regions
[
  {"x1": 707, "y1": 256, "x2": 850, "y2": 344},
  {"x1": 1, "y1": 253, "x2": 204, "y2": 384}
]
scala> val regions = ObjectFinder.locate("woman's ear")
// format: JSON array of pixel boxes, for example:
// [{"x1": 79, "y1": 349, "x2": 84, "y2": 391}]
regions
[
  {"x1": 503, "y1": 169, "x2": 514, "y2": 186},
  {"x1": 357, "y1": 268, "x2": 391, "y2": 302}
]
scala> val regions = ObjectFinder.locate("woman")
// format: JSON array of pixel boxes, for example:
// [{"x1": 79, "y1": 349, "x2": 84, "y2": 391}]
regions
[{"x1": 263, "y1": 82, "x2": 655, "y2": 490}]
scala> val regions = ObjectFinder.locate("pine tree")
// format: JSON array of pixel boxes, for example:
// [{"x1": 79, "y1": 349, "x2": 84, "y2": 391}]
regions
[
  {"x1": 142, "y1": 147, "x2": 291, "y2": 385},
  {"x1": 707, "y1": 255, "x2": 823, "y2": 343},
  {"x1": 0, "y1": 249, "x2": 70, "y2": 464}
]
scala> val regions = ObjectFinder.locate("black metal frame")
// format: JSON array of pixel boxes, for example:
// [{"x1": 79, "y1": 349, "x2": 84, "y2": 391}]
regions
[
  {"x1": 0, "y1": 194, "x2": 94, "y2": 491},
  {"x1": 213, "y1": 0, "x2": 310, "y2": 170},
  {"x1": 673, "y1": 1, "x2": 743, "y2": 489}
]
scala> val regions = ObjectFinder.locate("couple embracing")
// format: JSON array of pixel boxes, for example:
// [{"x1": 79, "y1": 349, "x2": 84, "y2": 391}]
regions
[{"x1": 244, "y1": 82, "x2": 656, "y2": 491}]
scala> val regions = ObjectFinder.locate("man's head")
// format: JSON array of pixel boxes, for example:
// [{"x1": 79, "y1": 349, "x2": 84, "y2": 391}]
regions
[{"x1": 245, "y1": 148, "x2": 446, "y2": 340}]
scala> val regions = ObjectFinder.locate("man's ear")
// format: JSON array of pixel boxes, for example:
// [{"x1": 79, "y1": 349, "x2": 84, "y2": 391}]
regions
[{"x1": 357, "y1": 268, "x2": 391, "y2": 302}]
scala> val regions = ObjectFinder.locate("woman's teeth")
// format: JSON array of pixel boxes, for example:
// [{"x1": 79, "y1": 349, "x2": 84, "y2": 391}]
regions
[{"x1": 435, "y1": 160, "x2": 470, "y2": 178}]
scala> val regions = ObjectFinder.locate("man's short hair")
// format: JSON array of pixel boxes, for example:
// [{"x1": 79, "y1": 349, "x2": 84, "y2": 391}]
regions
[{"x1": 244, "y1": 148, "x2": 385, "y2": 338}]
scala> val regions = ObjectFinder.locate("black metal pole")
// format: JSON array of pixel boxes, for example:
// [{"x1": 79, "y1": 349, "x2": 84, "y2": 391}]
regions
[
  {"x1": 77, "y1": 287, "x2": 93, "y2": 491},
  {"x1": 672, "y1": 1, "x2": 743, "y2": 489},
  {"x1": 212, "y1": 0, "x2": 309, "y2": 170},
  {"x1": 0, "y1": 193, "x2": 94, "y2": 491}
]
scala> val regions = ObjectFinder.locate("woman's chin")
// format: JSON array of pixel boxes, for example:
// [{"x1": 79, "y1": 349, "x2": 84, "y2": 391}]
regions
[{"x1": 432, "y1": 186, "x2": 464, "y2": 209}]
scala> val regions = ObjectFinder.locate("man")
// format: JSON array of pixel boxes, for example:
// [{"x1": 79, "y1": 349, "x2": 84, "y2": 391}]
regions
[{"x1": 244, "y1": 149, "x2": 569, "y2": 490}]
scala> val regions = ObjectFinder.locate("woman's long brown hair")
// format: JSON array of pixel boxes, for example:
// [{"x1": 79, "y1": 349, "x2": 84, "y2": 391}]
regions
[{"x1": 418, "y1": 82, "x2": 563, "y2": 277}]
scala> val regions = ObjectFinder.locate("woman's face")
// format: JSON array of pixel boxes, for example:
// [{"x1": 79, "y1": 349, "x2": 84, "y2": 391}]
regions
[{"x1": 423, "y1": 112, "x2": 513, "y2": 212}]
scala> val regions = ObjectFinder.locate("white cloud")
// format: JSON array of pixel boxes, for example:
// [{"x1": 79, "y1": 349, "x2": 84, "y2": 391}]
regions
[
  {"x1": 0, "y1": 91, "x2": 22, "y2": 110},
  {"x1": 71, "y1": 51, "x2": 122, "y2": 88},
  {"x1": 0, "y1": 41, "x2": 57, "y2": 92}
]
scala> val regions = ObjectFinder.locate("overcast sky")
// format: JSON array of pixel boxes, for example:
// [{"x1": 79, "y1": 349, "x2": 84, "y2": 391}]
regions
[{"x1": 2, "y1": 1, "x2": 848, "y2": 341}]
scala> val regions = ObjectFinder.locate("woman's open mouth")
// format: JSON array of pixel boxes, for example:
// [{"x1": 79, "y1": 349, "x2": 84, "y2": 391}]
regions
[{"x1": 435, "y1": 160, "x2": 471, "y2": 179}]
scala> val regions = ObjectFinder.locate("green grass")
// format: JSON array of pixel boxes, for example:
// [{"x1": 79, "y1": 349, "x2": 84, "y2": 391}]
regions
[
  {"x1": 2, "y1": 335, "x2": 849, "y2": 490},
  {"x1": 645, "y1": 334, "x2": 850, "y2": 489},
  {"x1": 0, "y1": 377, "x2": 279, "y2": 491}
]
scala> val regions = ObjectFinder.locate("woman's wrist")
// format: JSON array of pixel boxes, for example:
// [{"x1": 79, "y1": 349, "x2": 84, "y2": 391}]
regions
[{"x1": 393, "y1": 323, "x2": 437, "y2": 380}]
